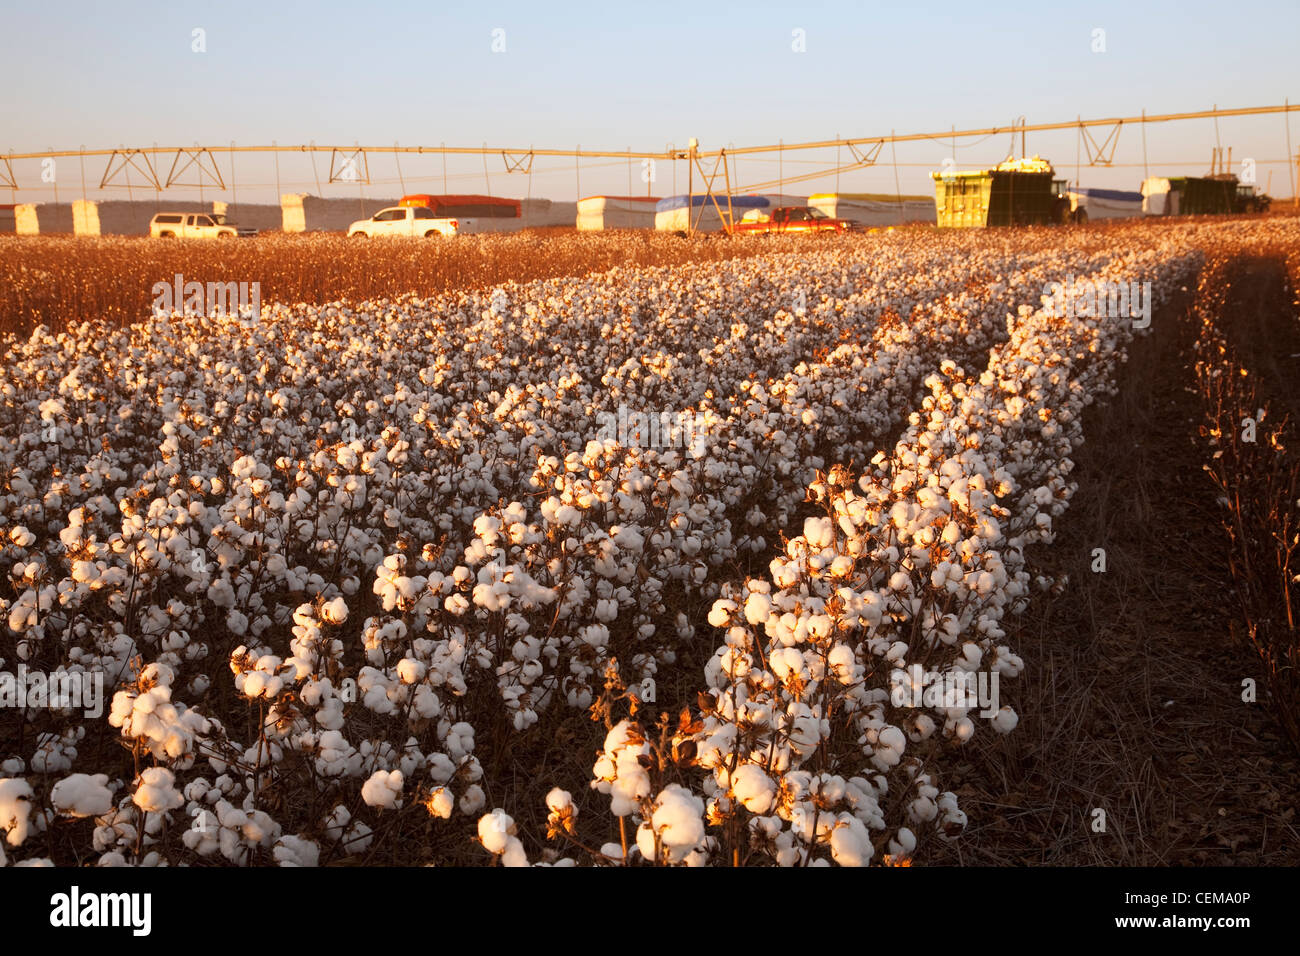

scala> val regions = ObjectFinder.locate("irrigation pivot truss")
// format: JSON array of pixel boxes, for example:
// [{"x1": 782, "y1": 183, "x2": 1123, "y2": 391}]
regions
[{"x1": 4, "y1": 101, "x2": 1298, "y2": 232}]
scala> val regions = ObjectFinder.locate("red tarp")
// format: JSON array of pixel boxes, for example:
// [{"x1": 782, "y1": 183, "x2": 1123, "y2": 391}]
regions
[{"x1": 399, "y1": 194, "x2": 521, "y2": 218}]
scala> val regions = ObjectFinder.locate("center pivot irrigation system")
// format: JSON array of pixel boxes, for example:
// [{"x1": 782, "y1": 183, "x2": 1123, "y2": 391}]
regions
[{"x1": 5, "y1": 102, "x2": 1298, "y2": 234}]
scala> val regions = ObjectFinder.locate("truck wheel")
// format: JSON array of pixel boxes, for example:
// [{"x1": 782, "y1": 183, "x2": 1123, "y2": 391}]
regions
[
  {"x1": 1073, "y1": 209, "x2": 1089, "y2": 225},
  {"x1": 350, "y1": 232, "x2": 367, "y2": 238},
  {"x1": 159, "y1": 232, "x2": 174, "y2": 238},
  {"x1": 424, "y1": 230, "x2": 440, "y2": 238}
]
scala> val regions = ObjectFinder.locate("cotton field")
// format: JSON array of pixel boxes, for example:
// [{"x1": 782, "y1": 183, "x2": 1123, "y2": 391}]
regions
[{"x1": 1, "y1": 218, "x2": 1296, "y2": 868}]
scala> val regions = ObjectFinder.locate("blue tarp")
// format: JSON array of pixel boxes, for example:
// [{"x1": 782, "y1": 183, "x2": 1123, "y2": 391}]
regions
[
  {"x1": 655, "y1": 194, "x2": 772, "y2": 213},
  {"x1": 1073, "y1": 187, "x2": 1143, "y2": 202}
]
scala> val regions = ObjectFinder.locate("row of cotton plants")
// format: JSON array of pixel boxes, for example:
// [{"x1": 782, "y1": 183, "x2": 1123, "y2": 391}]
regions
[
  {"x1": 0, "y1": 222, "x2": 1228, "y2": 866},
  {"x1": 512, "y1": 244, "x2": 1207, "y2": 867}
]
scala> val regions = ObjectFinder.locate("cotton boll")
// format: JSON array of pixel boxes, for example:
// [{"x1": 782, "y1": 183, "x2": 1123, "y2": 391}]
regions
[
  {"x1": 952, "y1": 717, "x2": 975, "y2": 742},
  {"x1": 0, "y1": 779, "x2": 34, "y2": 846},
  {"x1": 545, "y1": 788, "x2": 573, "y2": 814},
  {"x1": 361, "y1": 770, "x2": 403, "y2": 809},
  {"x1": 477, "y1": 809, "x2": 516, "y2": 855},
  {"x1": 321, "y1": 597, "x2": 349, "y2": 625},
  {"x1": 643, "y1": 785, "x2": 706, "y2": 865},
  {"x1": 887, "y1": 826, "x2": 917, "y2": 859},
  {"x1": 458, "y1": 785, "x2": 486, "y2": 816},
  {"x1": 50, "y1": 774, "x2": 113, "y2": 818},
  {"x1": 828, "y1": 816, "x2": 874, "y2": 867},
  {"x1": 729, "y1": 764, "x2": 776, "y2": 814},
  {"x1": 707, "y1": 599, "x2": 737, "y2": 628},
  {"x1": 802, "y1": 517, "x2": 834, "y2": 550},
  {"x1": 273, "y1": 834, "x2": 320, "y2": 867},
  {"x1": 426, "y1": 787, "x2": 454, "y2": 820},
  {"x1": 991, "y1": 707, "x2": 1019, "y2": 734},
  {"x1": 133, "y1": 767, "x2": 184, "y2": 813}
]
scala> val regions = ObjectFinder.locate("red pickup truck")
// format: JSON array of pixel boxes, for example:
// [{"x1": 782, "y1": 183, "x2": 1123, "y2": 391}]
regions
[{"x1": 732, "y1": 206, "x2": 855, "y2": 235}]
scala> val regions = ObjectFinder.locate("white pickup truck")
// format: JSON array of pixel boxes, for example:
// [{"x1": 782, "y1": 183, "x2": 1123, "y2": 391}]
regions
[
  {"x1": 150, "y1": 212, "x2": 256, "y2": 238},
  {"x1": 347, "y1": 205, "x2": 473, "y2": 238}
]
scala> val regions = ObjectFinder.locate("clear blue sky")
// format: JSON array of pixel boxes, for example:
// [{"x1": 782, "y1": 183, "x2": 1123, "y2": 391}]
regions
[{"x1": 5, "y1": 0, "x2": 1299, "y2": 202}]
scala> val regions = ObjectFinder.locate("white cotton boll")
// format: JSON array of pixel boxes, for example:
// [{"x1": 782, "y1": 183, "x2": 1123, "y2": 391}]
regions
[
  {"x1": 226, "y1": 609, "x2": 249, "y2": 636},
  {"x1": 50, "y1": 774, "x2": 113, "y2": 818},
  {"x1": 952, "y1": 717, "x2": 975, "y2": 742},
  {"x1": 580, "y1": 623, "x2": 609, "y2": 648},
  {"x1": 806, "y1": 614, "x2": 832, "y2": 640},
  {"x1": 459, "y1": 784, "x2": 486, "y2": 815},
  {"x1": 321, "y1": 597, "x2": 349, "y2": 625},
  {"x1": 361, "y1": 770, "x2": 404, "y2": 809},
  {"x1": 273, "y1": 834, "x2": 320, "y2": 867},
  {"x1": 0, "y1": 778, "x2": 34, "y2": 846},
  {"x1": 707, "y1": 599, "x2": 737, "y2": 628},
  {"x1": 500, "y1": 837, "x2": 529, "y2": 867},
  {"x1": 829, "y1": 817, "x2": 874, "y2": 867},
  {"x1": 769, "y1": 647, "x2": 804, "y2": 681},
  {"x1": 477, "y1": 809, "x2": 515, "y2": 855},
  {"x1": 133, "y1": 767, "x2": 183, "y2": 813},
  {"x1": 878, "y1": 725, "x2": 906, "y2": 753},
  {"x1": 991, "y1": 707, "x2": 1019, "y2": 734},
  {"x1": 828, "y1": 643, "x2": 857, "y2": 681},
  {"x1": 427, "y1": 787, "x2": 454, "y2": 819},
  {"x1": 744, "y1": 591, "x2": 772, "y2": 625},
  {"x1": 646, "y1": 785, "x2": 706, "y2": 865},
  {"x1": 888, "y1": 827, "x2": 918, "y2": 858},
  {"x1": 545, "y1": 788, "x2": 573, "y2": 814},
  {"x1": 908, "y1": 795, "x2": 939, "y2": 824},
  {"x1": 729, "y1": 764, "x2": 776, "y2": 814},
  {"x1": 396, "y1": 658, "x2": 425, "y2": 684},
  {"x1": 636, "y1": 821, "x2": 657, "y2": 861},
  {"x1": 600, "y1": 841, "x2": 632, "y2": 865},
  {"x1": 803, "y1": 516, "x2": 834, "y2": 550},
  {"x1": 241, "y1": 671, "x2": 267, "y2": 698}
]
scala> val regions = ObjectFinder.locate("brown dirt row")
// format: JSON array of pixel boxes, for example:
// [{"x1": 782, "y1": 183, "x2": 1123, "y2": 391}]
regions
[{"x1": 934, "y1": 263, "x2": 1300, "y2": 866}]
